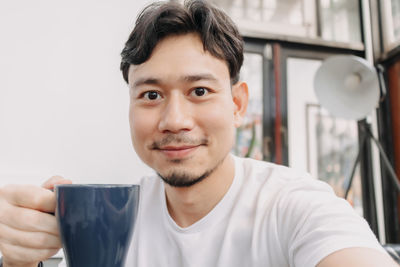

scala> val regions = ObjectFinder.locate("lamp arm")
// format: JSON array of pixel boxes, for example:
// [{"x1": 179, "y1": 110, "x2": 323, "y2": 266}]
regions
[
  {"x1": 344, "y1": 136, "x2": 364, "y2": 199},
  {"x1": 376, "y1": 64, "x2": 387, "y2": 102},
  {"x1": 366, "y1": 127, "x2": 400, "y2": 193}
]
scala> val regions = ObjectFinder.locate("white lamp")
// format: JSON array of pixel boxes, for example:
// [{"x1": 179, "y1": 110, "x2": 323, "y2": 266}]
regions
[
  {"x1": 313, "y1": 55, "x2": 400, "y2": 196},
  {"x1": 314, "y1": 55, "x2": 380, "y2": 121}
]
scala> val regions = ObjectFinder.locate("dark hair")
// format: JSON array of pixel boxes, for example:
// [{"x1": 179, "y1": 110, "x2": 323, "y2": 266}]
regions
[{"x1": 120, "y1": 0, "x2": 243, "y2": 84}]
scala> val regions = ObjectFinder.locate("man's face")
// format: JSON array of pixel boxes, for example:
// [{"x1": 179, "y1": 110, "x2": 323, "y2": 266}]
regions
[{"x1": 128, "y1": 33, "x2": 245, "y2": 187}]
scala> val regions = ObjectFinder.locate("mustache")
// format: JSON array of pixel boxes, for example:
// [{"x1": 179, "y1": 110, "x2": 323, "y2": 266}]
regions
[{"x1": 150, "y1": 134, "x2": 208, "y2": 150}]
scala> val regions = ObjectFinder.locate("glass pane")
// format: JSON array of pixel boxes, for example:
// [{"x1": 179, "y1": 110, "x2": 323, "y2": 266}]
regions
[
  {"x1": 383, "y1": 0, "x2": 400, "y2": 50},
  {"x1": 391, "y1": 0, "x2": 400, "y2": 41},
  {"x1": 211, "y1": 0, "x2": 317, "y2": 39},
  {"x1": 212, "y1": 0, "x2": 303, "y2": 25},
  {"x1": 319, "y1": 0, "x2": 362, "y2": 43},
  {"x1": 233, "y1": 52, "x2": 264, "y2": 160},
  {"x1": 286, "y1": 57, "x2": 363, "y2": 215}
]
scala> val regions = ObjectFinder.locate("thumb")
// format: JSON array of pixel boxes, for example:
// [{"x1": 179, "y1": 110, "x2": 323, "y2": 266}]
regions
[{"x1": 42, "y1": 175, "x2": 73, "y2": 190}]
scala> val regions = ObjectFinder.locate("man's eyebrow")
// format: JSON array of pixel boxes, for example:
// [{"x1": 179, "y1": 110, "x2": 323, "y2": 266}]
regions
[
  {"x1": 180, "y1": 73, "x2": 218, "y2": 83},
  {"x1": 132, "y1": 78, "x2": 161, "y2": 88},
  {"x1": 132, "y1": 73, "x2": 219, "y2": 89}
]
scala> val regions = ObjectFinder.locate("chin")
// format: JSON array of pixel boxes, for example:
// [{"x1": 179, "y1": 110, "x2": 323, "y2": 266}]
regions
[{"x1": 157, "y1": 168, "x2": 212, "y2": 188}]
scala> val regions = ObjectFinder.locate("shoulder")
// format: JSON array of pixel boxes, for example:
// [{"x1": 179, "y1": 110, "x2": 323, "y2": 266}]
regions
[
  {"x1": 233, "y1": 159, "x2": 385, "y2": 267},
  {"x1": 237, "y1": 155, "x2": 316, "y2": 182},
  {"x1": 233, "y1": 156, "x2": 342, "y2": 234},
  {"x1": 234, "y1": 155, "x2": 333, "y2": 198}
]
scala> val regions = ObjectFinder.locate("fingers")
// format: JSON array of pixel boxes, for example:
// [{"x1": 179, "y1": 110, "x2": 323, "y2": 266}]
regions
[
  {"x1": 1, "y1": 176, "x2": 73, "y2": 213},
  {"x1": 0, "y1": 184, "x2": 56, "y2": 213},
  {"x1": 0, "y1": 178, "x2": 68, "y2": 266},
  {"x1": 0, "y1": 222, "x2": 61, "y2": 249},
  {"x1": 42, "y1": 175, "x2": 72, "y2": 190},
  {"x1": 0, "y1": 242, "x2": 59, "y2": 266},
  {"x1": 1, "y1": 204, "x2": 59, "y2": 235}
]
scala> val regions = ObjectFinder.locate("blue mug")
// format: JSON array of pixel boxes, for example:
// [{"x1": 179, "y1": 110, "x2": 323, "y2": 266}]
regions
[{"x1": 55, "y1": 184, "x2": 140, "y2": 267}]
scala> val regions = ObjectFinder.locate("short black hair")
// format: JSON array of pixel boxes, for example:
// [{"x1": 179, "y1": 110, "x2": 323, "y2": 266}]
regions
[{"x1": 120, "y1": 0, "x2": 244, "y2": 85}]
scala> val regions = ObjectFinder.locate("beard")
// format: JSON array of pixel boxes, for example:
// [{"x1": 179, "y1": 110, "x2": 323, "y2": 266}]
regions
[
  {"x1": 157, "y1": 170, "x2": 211, "y2": 187},
  {"x1": 157, "y1": 156, "x2": 225, "y2": 187}
]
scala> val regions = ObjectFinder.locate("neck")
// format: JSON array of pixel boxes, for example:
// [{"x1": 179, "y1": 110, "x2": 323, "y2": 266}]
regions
[{"x1": 164, "y1": 154, "x2": 235, "y2": 228}]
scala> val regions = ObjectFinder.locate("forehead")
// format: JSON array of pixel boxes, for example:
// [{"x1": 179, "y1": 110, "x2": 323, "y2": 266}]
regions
[{"x1": 128, "y1": 33, "x2": 230, "y2": 87}]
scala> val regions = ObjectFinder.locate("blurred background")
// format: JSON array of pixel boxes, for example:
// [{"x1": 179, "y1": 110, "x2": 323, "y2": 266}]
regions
[{"x1": 0, "y1": 0, "x2": 399, "y2": 252}]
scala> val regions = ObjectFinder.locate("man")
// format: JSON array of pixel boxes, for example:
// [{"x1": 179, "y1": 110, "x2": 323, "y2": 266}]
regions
[{"x1": 0, "y1": 0, "x2": 397, "y2": 266}]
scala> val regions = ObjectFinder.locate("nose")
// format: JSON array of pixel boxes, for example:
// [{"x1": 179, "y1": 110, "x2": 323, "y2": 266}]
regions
[{"x1": 158, "y1": 93, "x2": 194, "y2": 133}]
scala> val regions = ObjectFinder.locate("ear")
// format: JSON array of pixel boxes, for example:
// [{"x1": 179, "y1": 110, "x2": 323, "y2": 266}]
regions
[{"x1": 232, "y1": 81, "x2": 249, "y2": 128}]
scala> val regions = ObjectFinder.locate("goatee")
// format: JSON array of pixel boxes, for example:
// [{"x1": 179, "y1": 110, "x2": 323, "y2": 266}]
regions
[{"x1": 157, "y1": 157, "x2": 225, "y2": 187}]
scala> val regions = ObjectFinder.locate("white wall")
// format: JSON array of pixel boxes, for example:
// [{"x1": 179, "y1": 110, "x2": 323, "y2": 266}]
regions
[{"x1": 0, "y1": 0, "x2": 156, "y2": 186}]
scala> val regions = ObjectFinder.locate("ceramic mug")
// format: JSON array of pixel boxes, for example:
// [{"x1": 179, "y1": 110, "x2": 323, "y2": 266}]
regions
[{"x1": 55, "y1": 184, "x2": 140, "y2": 267}]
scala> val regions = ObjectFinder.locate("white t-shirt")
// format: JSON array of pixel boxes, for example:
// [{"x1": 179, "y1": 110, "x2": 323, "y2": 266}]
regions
[
  {"x1": 124, "y1": 155, "x2": 385, "y2": 266},
  {"x1": 59, "y1": 156, "x2": 385, "y2": 266}
]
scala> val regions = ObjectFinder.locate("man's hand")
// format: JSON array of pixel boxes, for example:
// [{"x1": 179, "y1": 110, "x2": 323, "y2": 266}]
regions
[{"x1": 0, "y1": 176, "x2": 72, "y2": 267}]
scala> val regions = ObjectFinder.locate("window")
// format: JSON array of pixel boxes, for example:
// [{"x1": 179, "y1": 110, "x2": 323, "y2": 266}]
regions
[
  {"x1": 381, "y1": 0, "x2": 400, "y2": 51},
  {"x1": 233, "y1": 52, "x2": 264, "y2": 160},
  {"x1": 287, "y1": 57, "x2": 363, "y2": 215},
  {"x1": 211, "y1": 0, "x2": 316, "y2": 37},
  {"x1": 210, "y1": 0, "x2": 317, "y2": 38},
  {"x1": 210, "y1": 0, "x2": 363, "y2": 46},
  {"x1": 318, "y1": 0, "x2": 362, "y2": 43}
]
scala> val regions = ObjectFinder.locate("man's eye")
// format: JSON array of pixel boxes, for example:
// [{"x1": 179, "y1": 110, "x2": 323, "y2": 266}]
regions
[
  {"x1": 143, "y1": 91, "x2": 161, "y2": 100},
  {"x1": 191, "y1": 87, "x2": 208, "y2": 97}
]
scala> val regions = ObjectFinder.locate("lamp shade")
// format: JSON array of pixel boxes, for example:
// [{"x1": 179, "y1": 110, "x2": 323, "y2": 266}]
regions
[{"x1": 314, "y1": 55, "x2": 380, "y2": 121}]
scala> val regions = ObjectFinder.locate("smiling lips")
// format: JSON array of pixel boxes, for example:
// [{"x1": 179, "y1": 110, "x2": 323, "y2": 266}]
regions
[{"x1": 158, "y1": 145, "x2": 201, "y2": 158}]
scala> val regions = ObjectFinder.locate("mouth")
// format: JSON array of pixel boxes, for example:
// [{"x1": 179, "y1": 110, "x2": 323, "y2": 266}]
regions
[
  {"x1": 156, "y1": 145, "x2": 202, "y2": 159},
  {"x1": 149, "y1": 134, "x2": 208, "y2": 160}
]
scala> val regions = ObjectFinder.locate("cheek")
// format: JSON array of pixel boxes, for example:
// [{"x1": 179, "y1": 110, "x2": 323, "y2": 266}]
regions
[
  {"x1": 129, "y1": 106, "x2": 156, "y2": 147},
  {"x1": 200, "y1": 99, "x2": 235, "y2": 137}
]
